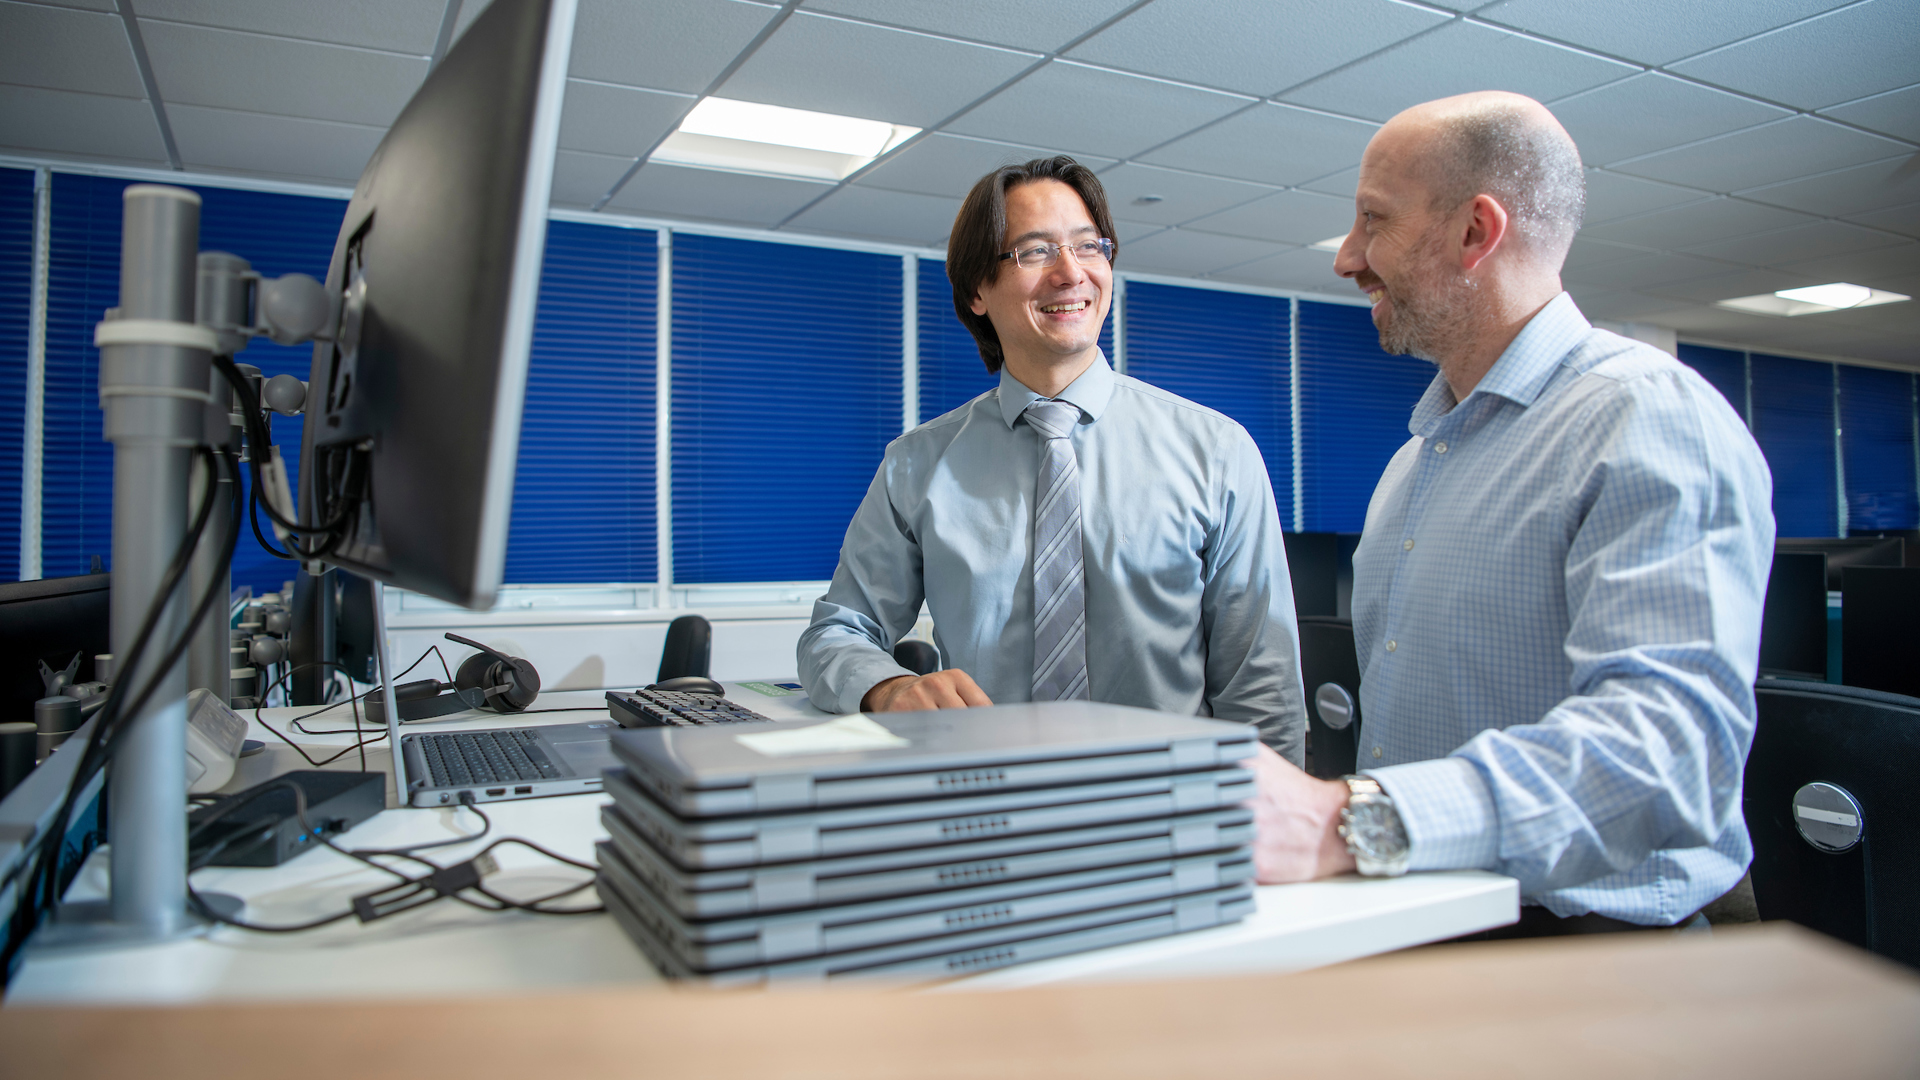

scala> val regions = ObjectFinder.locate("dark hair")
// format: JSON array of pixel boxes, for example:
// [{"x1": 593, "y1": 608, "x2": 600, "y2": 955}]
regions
[{"x1": 946, "y1": 156, "x2": 1118, "y2": 373}]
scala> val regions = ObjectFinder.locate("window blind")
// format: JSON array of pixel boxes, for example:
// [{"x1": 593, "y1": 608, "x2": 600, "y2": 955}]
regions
[
  {"x1": 916, "y1": 257, "x2": 995, "y2": 424},
  {"x1": 502, "y1": 221, "x2": 657, "y2": 583},
  {"x1": 1296, "y1": 299, "x2": 1432, "y2": 532},
  {"x1": 0, "y1": 168, "x2": 32, "y2": 582},
  {"x1": 1750, "y1": 352, "x2": 1840, "y2": 537},
  {"x1": 670, "y1": 233, "x2": 901, "y2": 583},
  {"x1": 1838, "y1": 364, "x2": 1918, "y2": 532},
  {"x1": 1677, "y1": 343, "x2": 1748, "y2": 424},
  {"x1": 1123, "y1": 281, "x2": 1293, "y2": 528}
]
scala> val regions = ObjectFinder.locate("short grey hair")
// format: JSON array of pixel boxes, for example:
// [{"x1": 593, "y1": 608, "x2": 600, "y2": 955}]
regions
[{"x1": 1421, "y1": 101, "x2": 1584, "y2": 262}]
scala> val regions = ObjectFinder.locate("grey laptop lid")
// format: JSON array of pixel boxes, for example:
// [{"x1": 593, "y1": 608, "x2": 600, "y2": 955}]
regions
[{"x1": 610, "y1": 701, "x2": 1255, "y2": 816}]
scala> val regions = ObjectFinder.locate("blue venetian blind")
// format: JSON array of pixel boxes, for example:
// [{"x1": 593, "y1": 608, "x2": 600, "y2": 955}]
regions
[
  {"x1": 43, "y1": 173, "x2": 345, "y2": 594},
  {"x1": 670, "y1": 234, "x2": 901, "y2": 583},
  {"x1": 917, "y1": 258, "x2": 996, "y2": 423},
  {"x1": 504, "y1": 221, "x2": 656, "y2": 583},
  {"x1": 1677, "y1": 343, "x2": 1747, "y2": 423},
  {"x1": 1838, "y1": 364, "x2": 1918, "y2": 532},
  {"x1": 1296, "y1": 299, "x2": 1432, "y2": 532},
  {"x1": 1751, "y1": 352, "x2": 1839, "y2": 538},
  {"x1": 1123, "y1": 282, "x2": 1293, "y2": 529},
  {"x1": 0, "y1": 168, "x2": 32, "y2": 582}
]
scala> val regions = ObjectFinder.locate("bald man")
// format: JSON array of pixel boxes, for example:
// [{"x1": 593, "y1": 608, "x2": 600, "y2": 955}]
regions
[{"x1": 1245, "y1": 92, "x2": 1774, "y2": 936}]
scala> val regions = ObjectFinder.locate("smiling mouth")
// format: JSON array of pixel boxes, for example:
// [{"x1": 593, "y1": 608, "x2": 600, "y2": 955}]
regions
[{"x1": 1040, "y1": 300, "x2": 1090, "y2": 314}]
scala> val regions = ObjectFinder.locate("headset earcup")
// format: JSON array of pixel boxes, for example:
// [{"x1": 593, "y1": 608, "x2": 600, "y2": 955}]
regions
[
  {"x1": 498, "y1": 657, "x2": 541, "y2": 711},
  {"x1": 454, "y1": 652, "x2": 494, "y2": 697}
]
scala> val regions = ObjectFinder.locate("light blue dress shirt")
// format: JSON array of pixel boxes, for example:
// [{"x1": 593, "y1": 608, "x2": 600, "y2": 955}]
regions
[
  {"x1": 1356, "y1": 293, "x2": 1775, "y2": 925},
  {"x1": 798, "y1": 355, "x2": 1307, "y2": 761}
]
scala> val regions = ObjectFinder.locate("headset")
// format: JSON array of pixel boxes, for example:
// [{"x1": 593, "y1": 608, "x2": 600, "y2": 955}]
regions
[{"x1": 367, "y1": 633, "x2": 542, "y2": 723}]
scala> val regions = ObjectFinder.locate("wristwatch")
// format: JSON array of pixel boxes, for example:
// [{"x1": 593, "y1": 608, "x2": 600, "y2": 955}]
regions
[{"x1": 1338, "y1": 775, "x2": 1410, "y2": 877}]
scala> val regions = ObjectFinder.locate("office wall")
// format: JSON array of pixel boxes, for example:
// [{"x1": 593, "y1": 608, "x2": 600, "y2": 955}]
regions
[{"x1": 6, "y1": 163, "x2": 1919, "y2": 593}]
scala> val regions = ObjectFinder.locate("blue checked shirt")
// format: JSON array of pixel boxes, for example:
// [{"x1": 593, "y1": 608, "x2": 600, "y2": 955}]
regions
[{"x1": 1356, "y1": 294, "x2": 1774, "y2": 925}]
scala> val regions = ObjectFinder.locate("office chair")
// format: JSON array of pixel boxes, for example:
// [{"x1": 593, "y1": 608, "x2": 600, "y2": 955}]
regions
[
  {"x1": 656, "y1": 615, "x2": 712, "y2": 683},
  {"x1": 893, "y1": 639, "x2": 940, "y2": 677},
  {"x1": 1745, "y1": 682, "x2": 1920, "y2": 968},
  {"x1": 1297, "y1": 616, "x2": 1361, "y2": 780}
]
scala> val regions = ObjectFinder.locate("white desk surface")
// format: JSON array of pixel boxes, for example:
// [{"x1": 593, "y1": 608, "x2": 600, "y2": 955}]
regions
[{"x1": 8, "y1": 684, "x2": 1517, "y2": 1006}]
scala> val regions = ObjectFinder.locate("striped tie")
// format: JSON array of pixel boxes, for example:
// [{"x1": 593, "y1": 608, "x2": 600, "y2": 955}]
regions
[{"x1": 1025, "y1": 399, "x2": 1089, "y2": 702}]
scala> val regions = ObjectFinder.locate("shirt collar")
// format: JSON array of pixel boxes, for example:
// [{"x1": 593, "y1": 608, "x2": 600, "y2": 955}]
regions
[
  {"x1": 998, "y1": 350, "x2": 1114, "y2": 428},
  {"x1": 1407, "y1": 292, "x2": 1588, "y2": 436}
]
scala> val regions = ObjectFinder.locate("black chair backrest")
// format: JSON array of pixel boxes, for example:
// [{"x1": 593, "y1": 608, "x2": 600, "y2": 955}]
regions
[
  {"x1": 656, "y1": 615, "x2": 712, "y2": 683},
  {"x1": 1747, "y1": 681, "x2": 1920, "y2": 967},
  {"x1": 893, "y1": 639, "x2": 940, "y2": 677},
  {"x1": 1297, "y1": 616, "x2": 1360, "y2": 780}
]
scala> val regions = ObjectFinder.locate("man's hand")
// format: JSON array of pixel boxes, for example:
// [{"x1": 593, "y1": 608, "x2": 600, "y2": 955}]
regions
[
  {"x1": 1244, "y1": 743, "x2": 1359, "y2": 883},
  {"x1": 861, "y1": 670, "x2": 993, "y2": 712}
]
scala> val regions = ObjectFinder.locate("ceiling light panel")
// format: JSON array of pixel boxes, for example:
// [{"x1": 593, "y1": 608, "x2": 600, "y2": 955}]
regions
[
  {"x1": 1716, "y1": 283, "x2": 1910, "y2": 316},
  {"x1": 652, "y1": 97, "x2": 919, "y2": 182}
]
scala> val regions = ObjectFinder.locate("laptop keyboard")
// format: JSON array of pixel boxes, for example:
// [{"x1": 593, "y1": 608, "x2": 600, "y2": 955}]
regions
[
  {"x1": 416, "y1": 729, "x2": 564, "y2": 787},
  {"x1": 607, "y1": 689, "x2": 772, "y2": 728}
]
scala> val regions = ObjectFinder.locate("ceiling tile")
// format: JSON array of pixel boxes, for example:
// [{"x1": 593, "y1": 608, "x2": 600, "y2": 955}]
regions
[
  {"x1": 1668, "y1": 0, "x2": 1920, "y2": 110},
  {"x1": 133, "y1": 0, "x2": 446, "y2": 54},
  {"x1": 15, "y1": 0, "x2": 116, "y2": 10},
  {"x1": 947, "y1": 61, "x2": 1251, "y2": 161},
  {"x1": 0, "y1": 2, "x2": 144, "y2": 98},
  {"x1": 1564, "y1": 289, "x2": 1699, "y2": 322},
  {"x1": 1560, "y1": 251, "x2": 1739, "y2": 291},
  {"x1": 722, "y1": 12, "x2": 1040, "y2": 130},
  {"x1": 1117, "y1": 228, "x2": 1290, "y2": 276},
  {"x1": 1817, "y1": 298, "x2": 1920, "y2": 335},
  {"x1": 1551, "y1": 74, "x2": 1790, "y2": 167},
  {"x1": 1111, "y1": 218, "x2": 1170, "y2": 247},
  {"x1": 0, "y1": 84, "x2": 167, "y2": 163},
  {"x1": 1299, "y1": 165, "x2": 1360, "y2": 199},
  {"x1": 1563, "y1": 237, "x2": 1656, "y2": 273},
  {"x1": 856, "y1": 133, "x2": 1116, "y2": 200},
  {"x1": 1819, "y1": 83, "x2": 1920, "y2": 144},
  {"x1": 141, "y1": 21, "x2": 427, "y2": 127},
  {"x1": 1611, "y1": 117, "x2": 1909, "y2": 193},
  {"x1": 1092, "y1": 163, "x2": 1274, "y2": 226},
  {"x1": 1635, "y1": 266, "x2": 1825, "y2": 303},
  {"x1": 785, "y1": 185, "x2": 962, "y2": 246},
  {"x1": 1580, "y1": 196, "x2": 1816, "y2": 250},
  {"x1": 604, "y1": 162, "x2": 831, "y2": 227},
  {"x1": 1136, "y1": 103, "x2": 1376, "y2": 187},
  {"x1": 1477, "y1": 0, "x2": 1849, "y2": 67},
  {"x1": 1772, "y1": 240, "x2": 1920, "y2": 286},
  {"x1": 1845, "y1": 201, "x2": 1920, "y2": 240},
  {"x1": 1276, "y1": 21, "x2": 1636, "y2": 123},
  {"x1": 802, "y1": 0, "x2": 1137, "y2": 53},
  {"x1": 1739, "y1": 156, "x2": 1920, "y2": 218},
  {"x1": 1210, "y1": 245, "x2": 1350, "y2": 293},
  {"x1": 549, "y1": 149, "x2": 633, "y2": 208},
  {"x1": 569, "y1": 0, "x2": 780, "y2": 94},
  {"x1": 1684, "y1": 220, "x2": 1908, "y2": 266},
  {"x1": 1065, "y1": 0, "x2": 1446, "y2": 97},
  {"x1": 168, "y1": 104, "x2": 383, "y2": 183},
  {"x1": 1582, "y1": 170, "x2": 1713, "y2": 225},
  {"x1": 558, "y1": 80, "x2": 690, "y2": 158},
  {"x1": 1182, "y1": 188, "x2": 1354, "y2": 245}
]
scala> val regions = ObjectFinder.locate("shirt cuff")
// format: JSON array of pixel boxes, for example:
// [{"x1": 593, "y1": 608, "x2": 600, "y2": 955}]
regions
[
  {"x1": 832, "y1": 654, "x2": 917, "y2": 714},
  {"x1": 1366, "y1": 757, "x2": 1499, "y2": 872}
]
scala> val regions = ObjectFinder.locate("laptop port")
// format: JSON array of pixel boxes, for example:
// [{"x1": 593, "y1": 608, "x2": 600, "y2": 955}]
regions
[
  {"x1": 514, "y1": 786, "x2": 532, "y2": 795},
  {"x1": 486, "y1": 788, "x2": 505, "y2": 796}
]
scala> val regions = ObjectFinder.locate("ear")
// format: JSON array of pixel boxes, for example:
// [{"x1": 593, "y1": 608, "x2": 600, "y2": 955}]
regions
[
  {"x1": 1458, "y1": 194, "x2": 1510, "y2": 272},
  {"x1": 969, "y1": 290, "x2": 989, "y2": 317}
]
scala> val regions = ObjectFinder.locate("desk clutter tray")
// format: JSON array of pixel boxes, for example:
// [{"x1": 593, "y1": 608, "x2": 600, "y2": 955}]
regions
[{"x1": 595, "y1": 703, "x2": 1261, "y2": 984}]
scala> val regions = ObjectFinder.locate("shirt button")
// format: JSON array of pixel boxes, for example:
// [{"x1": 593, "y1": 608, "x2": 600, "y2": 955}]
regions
[
  {"x1": 1402, "y1": 538, "x2": 1414, "y2": 551},
  {"x1": 1386, "y1": 640, "x2": 1397, "y2": 652},
  {"x1": 1433, "y1": 441, "x2": 1449, "y2": 454},
  {"x1": 1371, "y1": 747, "x2": 1383, "y2": 759}
]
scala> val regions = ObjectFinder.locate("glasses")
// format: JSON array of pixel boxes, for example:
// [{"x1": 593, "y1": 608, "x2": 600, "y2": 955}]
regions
[{"x1": 997, "y1": 237, "x2": 1116, "y2": 271}]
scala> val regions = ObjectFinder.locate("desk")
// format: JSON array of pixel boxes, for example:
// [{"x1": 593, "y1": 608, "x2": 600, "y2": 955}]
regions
[{"x1": 8, "y1": 685, "x2": 1517, "y2": 1005}]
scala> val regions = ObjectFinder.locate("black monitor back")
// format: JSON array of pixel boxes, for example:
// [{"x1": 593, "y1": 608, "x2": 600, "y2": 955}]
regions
[
  {"x1": 1759, "y1": 552, "x2": 1828, "y2": 680},
  {"x1": 0, "y1": 574, "x2": 111, "y2": 726},
  {"x1": 1776, "y1": 537, "x2": 1904, "y2": 591},
  {"x1": 1841, "y1": 566, "x2": 1920, "y2": 698},
  {"x1": 1283, "y1": 532, "x2": 1341, "y2": 618},
  {"x1": 1746, "y1": 682, "x2": 1920, "y2": 967}
]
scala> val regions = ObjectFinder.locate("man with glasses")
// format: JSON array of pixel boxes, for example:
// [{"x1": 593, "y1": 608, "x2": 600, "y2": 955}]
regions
[{"x1": 798, "y1": 156, "x2": 1306, "y2": 760}]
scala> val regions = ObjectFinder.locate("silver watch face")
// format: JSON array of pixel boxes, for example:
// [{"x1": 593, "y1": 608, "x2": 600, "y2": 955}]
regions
[{"x1": 1343, "y1": 798, "x2": 1409, "y2": 864}]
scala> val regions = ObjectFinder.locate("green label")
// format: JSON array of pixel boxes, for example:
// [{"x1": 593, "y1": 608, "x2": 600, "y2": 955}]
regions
[{"x1": 738, "y1": 681, "x2": 799, "y2": 697}]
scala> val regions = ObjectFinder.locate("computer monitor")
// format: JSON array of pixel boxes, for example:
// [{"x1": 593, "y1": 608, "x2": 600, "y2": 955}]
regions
[
  {"x1": 1759, "y1": 552, "x2": 1827, "y2": 681},
  {"x1": 1282, "y1": 532, "x2": 1340, "y2": 618},
  {"x1": 0, "y1": 574, "x2": 111, "y2": 726},
  {"x1": 1775, "y1": 537, "x2": 1905, "y2": 593},
  {"x1": 297, "y1": 0, "x2": 575, "y2": 611},
  {"x1": 1841, "y1": 566, "x2": 1920, "y2": 698}
]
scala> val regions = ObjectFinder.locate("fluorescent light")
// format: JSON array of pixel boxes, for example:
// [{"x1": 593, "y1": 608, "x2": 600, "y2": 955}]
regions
[
  {"x1": 1309, "y1": 234, "x2": 1348, "y2": 252},
  {"x1": 1715, "y1": 282, "x2": 1910, "y2": 318},
  {"x1": 652, "y1": 97, "x2": 920, "y2": 182}
]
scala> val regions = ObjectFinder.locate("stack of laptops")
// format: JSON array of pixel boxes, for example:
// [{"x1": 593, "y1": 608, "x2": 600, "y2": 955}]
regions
[{"x1": 595, "y1": 701, "x2": 1260, "y2": 986}]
